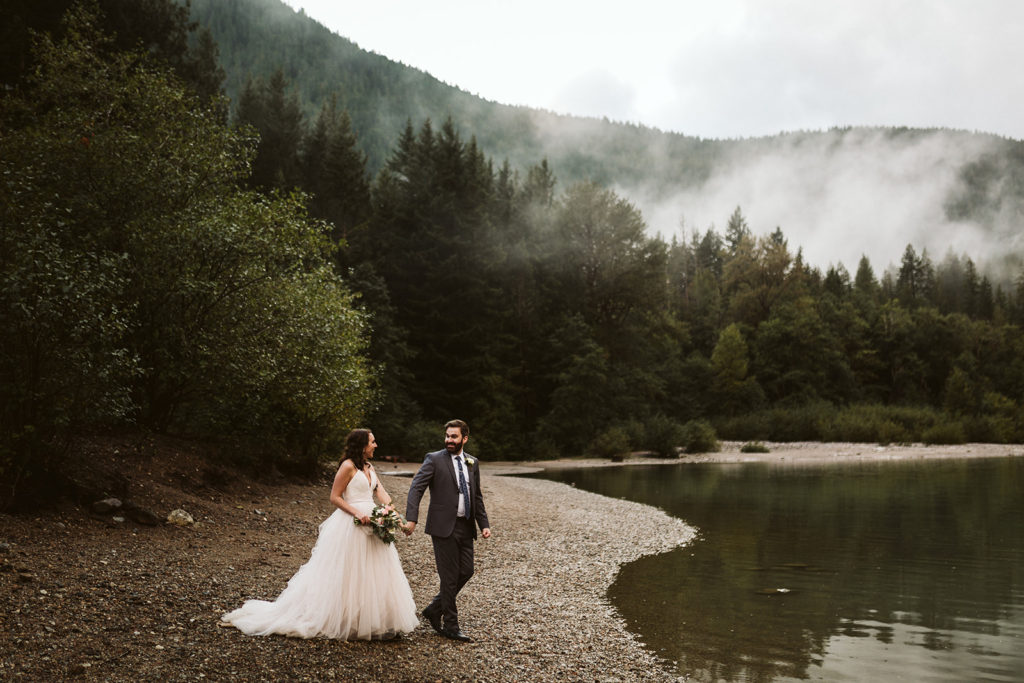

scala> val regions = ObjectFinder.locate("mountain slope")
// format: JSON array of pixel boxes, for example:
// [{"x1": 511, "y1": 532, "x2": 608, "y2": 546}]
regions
[{"x1": 188, "y1": 0, "x2": 1024, "y2": 272}]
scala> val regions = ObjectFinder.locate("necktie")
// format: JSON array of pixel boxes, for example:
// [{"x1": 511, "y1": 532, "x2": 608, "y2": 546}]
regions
[{"x1": 456, "y1": 456, "x2": 471, "y2": 517}]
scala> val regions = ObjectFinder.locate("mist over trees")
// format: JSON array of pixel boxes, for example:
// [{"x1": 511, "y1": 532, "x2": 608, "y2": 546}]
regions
[
  {"x1": 3, "y1": 1, "x2": 1024, "y2": 506},
  {"x1": 186, "y1": 0, "x2": 1024, "y2": 283},
  {"x1": 201, "y1": 58, "x2": 1024, "y2": 461},
  {"x1": 231, "y1": 67, "x2": 1024, "y2": 461}
]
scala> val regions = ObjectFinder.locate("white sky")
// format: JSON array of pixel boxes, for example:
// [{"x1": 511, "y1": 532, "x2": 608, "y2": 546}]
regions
[{"x1": 283, "y1": 0, "x2": 1024, "y2": 141}]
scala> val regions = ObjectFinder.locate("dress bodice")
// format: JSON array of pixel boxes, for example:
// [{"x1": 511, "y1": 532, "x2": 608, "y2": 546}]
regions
[{"x1": 343, "y1": 467, "x2": 376, "y2": 506}]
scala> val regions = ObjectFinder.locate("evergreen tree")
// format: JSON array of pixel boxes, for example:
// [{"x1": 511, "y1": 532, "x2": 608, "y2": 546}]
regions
[
  {"x1": 302, "y1": 98, "x2": 371, "y2": 244},
  {"x1": 896, "y1": 244, "x2": 935, "y2": 307},
  {"x1": 551, "y1": 182, "x2": 667, "y2": 336},
  {"x1": 725, "y1": 206, "x2": 751, "y2": 255},
  {"x1": 853, "y1": 255, "x2": 879, "y2": 300},
  {"x1": 2, "y1": 0, "x2": 225, "y2": 104},
  {"x1": 711, "y1": 324, "x2": 764, "y2": 415},
  {"x1": 235, "y1": 68, "x2": 304, "y2": 191}
]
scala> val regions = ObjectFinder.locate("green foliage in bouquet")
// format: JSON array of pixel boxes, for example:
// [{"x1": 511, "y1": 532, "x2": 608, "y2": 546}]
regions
[{"x1": 354, "y1": 504, "x2": 406, "y2": 544}]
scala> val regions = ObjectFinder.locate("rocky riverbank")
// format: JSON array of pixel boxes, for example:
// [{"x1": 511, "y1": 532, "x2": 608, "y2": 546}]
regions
[{"x1": 5, "y1": 438, "x2": 1019, "y2": 681}]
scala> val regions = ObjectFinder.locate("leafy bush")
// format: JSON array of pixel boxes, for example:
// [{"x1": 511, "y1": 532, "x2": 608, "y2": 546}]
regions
[
  {"x1": 620, "y1": 418, "x2": 647, "y2": 451},
  {"x1": 587, "y1": 427, "x2": 632, "y2": 461},
  {"x1": 875, "y1": 420, "x2": 912, "y2": 446},
  {"x1": 681, "y1": 420, "x2": 720, "y2": 454},
  {"x1": 716, "y1": 403, "x2": 830, "y2": 441},
  {"x1": 643, "y1": 414, "x2": 685, "y2": 458},
  {"x1": 821, "y1": 405, "x2": 915, "y2": 444},
  {"x1": 740, "y1": 442, "x2": 770, "y2": 453},
  {"x1": 713, "y1": 413, "x2": 770, "y2": 441},
  {"x1": 922, "y1": 421, "x2": 967, "y2": 445}
]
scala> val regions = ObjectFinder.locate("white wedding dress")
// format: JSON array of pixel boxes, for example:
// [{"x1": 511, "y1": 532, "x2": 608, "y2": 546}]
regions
[{"x1": 222, "y1": 467, "x2": 419, "y2": 640}]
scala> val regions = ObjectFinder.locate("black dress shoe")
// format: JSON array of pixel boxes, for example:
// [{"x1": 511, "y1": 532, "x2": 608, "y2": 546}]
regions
[
  {"x1": 422, "y1": 607, "x2": 443, "y2": 634},
  {"x1": 442, "y1": 628, "x2": 472, "y2": 642}
]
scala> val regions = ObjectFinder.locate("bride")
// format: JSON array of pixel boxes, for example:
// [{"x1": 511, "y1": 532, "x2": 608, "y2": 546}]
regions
[{"x1": 222, "y1": 429, "x2": 419, "y2": 640}]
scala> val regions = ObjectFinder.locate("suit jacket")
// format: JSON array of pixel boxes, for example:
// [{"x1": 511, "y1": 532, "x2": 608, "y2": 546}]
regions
[{"x1": 406, "y1": 449, "x2": 489, "y2": 539}]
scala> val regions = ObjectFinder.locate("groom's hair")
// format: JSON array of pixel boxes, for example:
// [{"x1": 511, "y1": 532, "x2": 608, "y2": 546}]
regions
[{"x1": 445, "y1": 419, "x2": 469, "y2": 437}]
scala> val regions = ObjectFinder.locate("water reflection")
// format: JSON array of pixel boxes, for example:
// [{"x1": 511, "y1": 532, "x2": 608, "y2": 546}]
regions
[{"x1": 532, "y1": 457, "x2": 1024, "y2": 682}]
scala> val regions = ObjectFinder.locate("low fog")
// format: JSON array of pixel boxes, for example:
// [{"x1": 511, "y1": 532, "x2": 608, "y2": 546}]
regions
[{"x1": 628, "y1": 128, "x2": 1022, "y2": 277}]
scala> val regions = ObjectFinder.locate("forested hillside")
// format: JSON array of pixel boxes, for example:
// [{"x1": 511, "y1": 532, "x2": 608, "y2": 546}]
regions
[
  {"x1": 188, "y1": 0, "x2": 1024, "y2": 280},
  {"x1": 3, "y1": 1, "x2": 1024, "y2": 510},
  {"x1": 188, "y1": 0, "x2": 722, "y2": 192}
]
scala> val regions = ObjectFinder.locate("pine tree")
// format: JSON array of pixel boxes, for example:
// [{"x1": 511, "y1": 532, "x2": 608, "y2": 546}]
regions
[{"x1": 235, "y1": 68, "x2": 304, "y2": 191}]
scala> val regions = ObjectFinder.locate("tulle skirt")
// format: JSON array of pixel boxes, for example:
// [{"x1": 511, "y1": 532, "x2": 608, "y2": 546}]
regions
[{"x1": 223, "y1": 506, "x2": 419, "y2": 640}]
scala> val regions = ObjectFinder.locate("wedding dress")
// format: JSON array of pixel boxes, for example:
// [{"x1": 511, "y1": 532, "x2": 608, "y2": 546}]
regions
[{"x1": 222, "y1": 467, "x2": 419, "y2": 640}]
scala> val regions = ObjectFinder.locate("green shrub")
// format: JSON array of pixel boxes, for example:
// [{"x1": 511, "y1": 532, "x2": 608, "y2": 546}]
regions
[
  {"x1": 822, "y1": 410, "x2": 877, "y2": 442},
  {"x1": 643, "y1": 414, "x2": 686, "y2": 458},
  {"x1": 740, "y1": 441, "x2": 770, "y2": 453},
  {"x1": 922, "y1": 421, "x2": 967, "y2": 445},
  {"x1": 681, "y1": 420, "x2": 720, "y2": 454},
  {"x1": 821, "y1": 405, "x2": 916, "y2": 444},
  {"x1": 713, "y1": 412, "x2": 769, "y2": 441},
  {"x1": 587, "y1": 427, "x2": 631, "y2": 460},
  {"x1": 875, "y1": 420, "x2": 912, "y2": 446},
  {"x1": 619, "y1": 418, "x2": 647, "y2": 450},
  {"x1": 772, "y1": 402, "x2": 831, "y2": 440}
]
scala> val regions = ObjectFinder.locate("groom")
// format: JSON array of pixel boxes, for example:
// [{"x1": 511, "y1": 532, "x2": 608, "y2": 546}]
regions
[{"x1": 405, "y1": 419, "x2": 491, "y2": 642}]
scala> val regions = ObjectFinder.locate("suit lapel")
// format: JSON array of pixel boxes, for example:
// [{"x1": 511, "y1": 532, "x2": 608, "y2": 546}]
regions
[{"x1": 440, "y1": 451, "x2": 458, "y2": 490}]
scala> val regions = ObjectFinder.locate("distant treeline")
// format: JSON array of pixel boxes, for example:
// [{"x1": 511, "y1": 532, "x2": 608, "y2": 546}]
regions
[{"x1": 2, "y1": 3, "x2": 1024, "y2": 508}]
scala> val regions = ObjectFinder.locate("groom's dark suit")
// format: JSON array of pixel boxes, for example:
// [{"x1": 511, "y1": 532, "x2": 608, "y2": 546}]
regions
[{"x1": 406, "y1": 449, "x2": 489, "y2": 634}]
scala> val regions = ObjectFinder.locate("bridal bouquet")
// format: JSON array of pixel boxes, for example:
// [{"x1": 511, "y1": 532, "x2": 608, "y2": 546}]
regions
[{"x1": 354, "y1": 504, "x2": 406, "y2": 545}]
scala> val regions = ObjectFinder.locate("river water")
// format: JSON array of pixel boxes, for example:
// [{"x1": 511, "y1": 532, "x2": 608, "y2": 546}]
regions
[{"x1": 531, "y1": 456, "x2": 1024, "y2": 681}]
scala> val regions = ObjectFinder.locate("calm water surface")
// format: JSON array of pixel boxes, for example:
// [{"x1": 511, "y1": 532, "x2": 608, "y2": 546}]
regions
[{"x1": 533, "y1": 457, "x2": 1024, "y2": 682}]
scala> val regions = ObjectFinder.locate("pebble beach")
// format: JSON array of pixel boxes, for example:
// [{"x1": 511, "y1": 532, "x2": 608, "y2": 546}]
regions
[{"x1": 3, "y1": 439, "x2": 1020, "y2": 681}]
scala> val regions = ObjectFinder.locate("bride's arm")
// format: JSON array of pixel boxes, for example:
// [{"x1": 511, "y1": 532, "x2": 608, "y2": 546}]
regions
[
  {"x1": 330, "y1": 460, "x2": 370, "y2": 524},
  {"x1": 371, "y1": 466, "x2": 393, "y2": 506}
]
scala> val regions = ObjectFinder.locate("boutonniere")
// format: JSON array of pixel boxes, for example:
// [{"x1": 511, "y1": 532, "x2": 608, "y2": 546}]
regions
[{"x1": 465, "y1": 456, "x2": 476, "y2": 468}]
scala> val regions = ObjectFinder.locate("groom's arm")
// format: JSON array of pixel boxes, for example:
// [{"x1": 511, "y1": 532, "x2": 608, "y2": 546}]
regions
[
  {"x1": 472, "y1": 462, "x2": 490, "y2": 537},
  {"x1": 405, "y1": 452, "x2": 435, "y2": 525}
]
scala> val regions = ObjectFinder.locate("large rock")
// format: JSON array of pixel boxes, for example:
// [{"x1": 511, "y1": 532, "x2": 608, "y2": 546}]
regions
[{"x1": 166, "y1": 509, "x2": 195, "y2": 526}]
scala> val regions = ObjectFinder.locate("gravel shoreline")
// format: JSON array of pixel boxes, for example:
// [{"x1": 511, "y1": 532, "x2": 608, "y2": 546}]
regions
[
  {"x1": 4, "y1": 440, "x2": 1018, "y2": 681},
  {"x1": 1, "y1": 456, "x2": 696, "y2": 682}
]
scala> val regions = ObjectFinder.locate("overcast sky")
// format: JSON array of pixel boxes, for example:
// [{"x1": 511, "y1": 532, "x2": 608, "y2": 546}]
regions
[{"x1": 283, "y1": 0, "x2": 1023, "y2": 141}]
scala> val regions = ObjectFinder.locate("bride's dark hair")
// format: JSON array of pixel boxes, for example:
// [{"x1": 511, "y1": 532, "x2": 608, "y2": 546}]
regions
[{"x1": 342, "y1": 428, "x2": 371, "y2": 470}]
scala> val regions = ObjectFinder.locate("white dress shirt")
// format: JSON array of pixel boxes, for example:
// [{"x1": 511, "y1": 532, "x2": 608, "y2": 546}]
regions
[{"x1": 451, "y1": 452, "x2": 469, "y2": 518}]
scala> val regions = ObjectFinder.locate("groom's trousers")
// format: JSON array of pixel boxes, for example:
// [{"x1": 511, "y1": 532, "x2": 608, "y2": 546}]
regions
[{"x1": 430, "y1": 516, "x2": 475, "y2": 630}]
